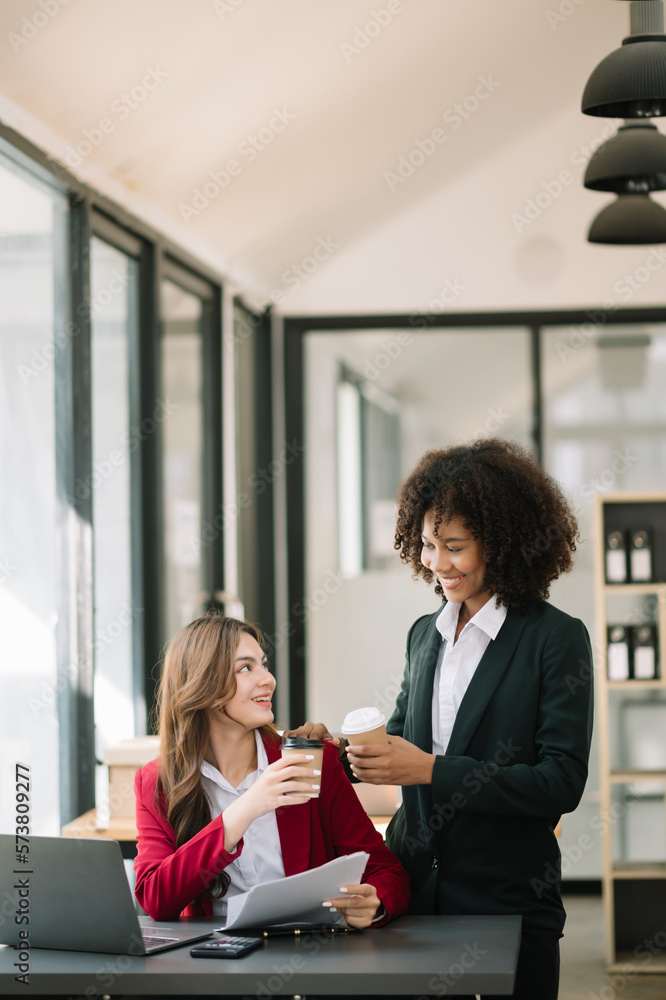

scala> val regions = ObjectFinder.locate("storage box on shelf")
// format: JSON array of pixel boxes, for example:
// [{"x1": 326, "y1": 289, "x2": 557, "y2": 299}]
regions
[
  {"x1": 595, "y1": 492, "x2": 666, "y2": 971},
  {"x1": 105, "y1": 735, "x2": 160, "y2": 819},
  {"x1": 61, "y1": 736, "x2": 159, "y2": 858}
]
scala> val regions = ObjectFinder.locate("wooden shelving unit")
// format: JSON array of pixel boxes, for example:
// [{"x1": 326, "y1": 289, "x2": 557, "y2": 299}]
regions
[{"x1": 595, "y1": 492, "x2": 666, "y2": 972}]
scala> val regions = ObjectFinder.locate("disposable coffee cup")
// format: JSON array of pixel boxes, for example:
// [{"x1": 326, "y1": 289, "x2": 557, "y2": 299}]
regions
[
  {"x1": 340, "y1": 707, "x2": 388, "y2": 745},
  {"x1": 280, "y1": 736, "x2": 324, "y2": 795}
]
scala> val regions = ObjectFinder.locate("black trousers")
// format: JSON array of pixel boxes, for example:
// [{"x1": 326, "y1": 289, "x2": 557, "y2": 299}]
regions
[{"x1": 456, "y1": 925, "x2": 561, "y2": 1000}]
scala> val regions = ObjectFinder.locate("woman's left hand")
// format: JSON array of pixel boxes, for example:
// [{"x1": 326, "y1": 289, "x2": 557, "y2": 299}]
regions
[
  {"x1": 323, "y1": 883, "x2": 382, "y2": 929},
  {"x1": 346, "y1": 735, "x2": 436, "y2": 785}
]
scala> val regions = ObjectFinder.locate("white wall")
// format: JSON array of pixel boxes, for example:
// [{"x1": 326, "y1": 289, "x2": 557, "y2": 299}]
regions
[{"x1": 285, "y1": 104, "x2": 666, "y2": 316}]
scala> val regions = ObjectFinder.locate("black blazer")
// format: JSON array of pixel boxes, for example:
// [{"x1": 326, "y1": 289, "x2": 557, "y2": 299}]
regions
[{"x1": 384, "y1": 600, "x2": 594, "y2": 933}]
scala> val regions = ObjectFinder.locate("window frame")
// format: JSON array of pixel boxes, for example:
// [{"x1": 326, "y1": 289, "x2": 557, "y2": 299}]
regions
[
  {"x1": 0, "y1": 122, "x2": 226, "y2": 823},
  {"x1": 158, "y1": 256, "x2": 224, "y2": 701},
  {"x1": 283, "y1": 309, "x2": 666, "y2": 726}
]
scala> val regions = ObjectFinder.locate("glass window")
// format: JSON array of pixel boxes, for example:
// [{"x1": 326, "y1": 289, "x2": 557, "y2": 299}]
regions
[
  {"x1": 304, "y1": 327, "x2": 533, "y2": 725},
  {"x1": 542, "y1": 323, "x2": 666, "y2": 624},
  {"x1": 90, "y1": 236, "x2": 141, "y2": 817},
  {"x1": 161, "y1": 279, "x2": 206, "y2": 638},
  {"x1": 234, "y1": 304, "x2": 275, "y2": 638},
  {"x1": 0, "y1": 157, "x2": 64, "y2": 834},
  {"x1": 542, "y1": 322, "x2": 666, "y2": 878}
]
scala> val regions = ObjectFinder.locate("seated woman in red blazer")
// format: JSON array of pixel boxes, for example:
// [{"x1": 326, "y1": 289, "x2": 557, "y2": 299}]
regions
[{"x1": 134, "y1": 612, "x2": 410, "y2": 925}]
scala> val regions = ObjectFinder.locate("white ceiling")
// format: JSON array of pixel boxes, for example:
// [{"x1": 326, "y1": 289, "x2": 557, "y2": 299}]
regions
[{"x1": 0, "y1": 0, "x2": 653, "y2": 314}]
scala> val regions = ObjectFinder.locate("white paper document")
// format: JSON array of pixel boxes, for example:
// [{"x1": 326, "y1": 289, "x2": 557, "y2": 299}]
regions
[{"x1": 216, "y1": 851, "x2": 369, "y2": 931}]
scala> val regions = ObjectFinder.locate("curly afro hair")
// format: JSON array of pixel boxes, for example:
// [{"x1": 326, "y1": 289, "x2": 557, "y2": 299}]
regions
[{"x1": 395, "y1": 438, "x2": 579, "y2": 615}]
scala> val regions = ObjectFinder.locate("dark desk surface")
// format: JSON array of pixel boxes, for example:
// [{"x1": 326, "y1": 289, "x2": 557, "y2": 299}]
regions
[{"x1": 0, "y1": 914, "x2": 521, "y2": 996}]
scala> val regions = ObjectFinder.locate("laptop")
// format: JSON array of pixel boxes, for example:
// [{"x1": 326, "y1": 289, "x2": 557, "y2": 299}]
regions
[{"x1": 0, "y1": 834, "x2": 213, "y2": 955}]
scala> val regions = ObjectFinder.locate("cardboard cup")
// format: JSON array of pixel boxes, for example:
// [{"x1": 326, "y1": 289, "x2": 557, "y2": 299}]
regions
[
  {"x1": 346, "y1": 723, "x2": 388, "y2": 745},
  {"x1": 341, "y1": 707, "x2": 388, "y2": 745},
  {"x1": 280, "y1": 740, "x2": 324, "y2": 796}
]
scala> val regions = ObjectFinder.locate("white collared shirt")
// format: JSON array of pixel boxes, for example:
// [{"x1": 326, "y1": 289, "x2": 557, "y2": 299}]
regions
[
  {"x1": 201, "y1": 729, "x2": 285, "y2": 918},
  {"x1": 431, "y1": 599, "x2": 508, "y2": 755}
]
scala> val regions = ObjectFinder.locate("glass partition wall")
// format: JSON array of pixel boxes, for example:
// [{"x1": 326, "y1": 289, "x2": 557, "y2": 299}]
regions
[
  {"x1": 0, "y1": 158, "x2": 65, "y2": 834},
  {"x1": 0, "y1": 132, "x2": 226, "y2": 832},
  {"x1": 90, "y1": 234, "x2": 141, "y2": 821},
  {"x1": 542, "y1": 322, "x2": 666, "y2": 876},
  {"x1": 286, "y1": 315, "x2": 666, "y2": 888},
  {"x1": 161, "y1": 279, "x2": 206, "y2": 637},
  {"x1": 160, "y1": 264, "x2": 224, "y2": 650},
  {"x1": 303, "y1": 328, "x2": 534, "y2": 731}
]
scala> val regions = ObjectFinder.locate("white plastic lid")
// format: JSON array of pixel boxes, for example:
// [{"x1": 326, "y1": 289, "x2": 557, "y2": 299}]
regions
[{"x1": 340, "y1": 707, "x2": 387, "y2": 735}]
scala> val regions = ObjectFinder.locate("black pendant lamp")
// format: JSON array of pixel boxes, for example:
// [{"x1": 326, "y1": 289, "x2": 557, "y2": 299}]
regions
[
  {"x1": 584, "y1": 120, "x2": 666, "y2": 192},
  {"x1": 587, "y1": 192, "x2": 666, "y2": 242},
  {"x1": 582, "y1": 1, "x2": 666, "y2": 118}
]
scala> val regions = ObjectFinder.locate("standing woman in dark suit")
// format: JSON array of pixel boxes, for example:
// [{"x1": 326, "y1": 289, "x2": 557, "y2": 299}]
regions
[{"x1": 298, "y1": 439, "x2": 594, "y2": 1000}]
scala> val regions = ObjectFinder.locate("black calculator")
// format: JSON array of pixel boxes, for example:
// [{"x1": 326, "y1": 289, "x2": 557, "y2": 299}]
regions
[{"x1": 190, "y1": 935, "x2": 263, "y2": 959}]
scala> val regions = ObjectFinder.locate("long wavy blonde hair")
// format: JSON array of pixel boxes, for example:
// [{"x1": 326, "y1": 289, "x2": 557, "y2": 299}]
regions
[{"x1": 155, "y1": 612, "x2": 277, "y2": 898}]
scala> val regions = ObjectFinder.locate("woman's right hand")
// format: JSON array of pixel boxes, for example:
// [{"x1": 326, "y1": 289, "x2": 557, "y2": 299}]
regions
[
  {"x1": 246, "y1": 754, "x2": 322, "y2": 817},
  {"x1": 222, "y1": 754, "x2": 320, "y2": 851}
]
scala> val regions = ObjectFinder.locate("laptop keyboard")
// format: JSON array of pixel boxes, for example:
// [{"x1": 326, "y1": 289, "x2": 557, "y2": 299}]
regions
[{"x1": 142, "y1": 932, "x2": 181, "y2": 950}]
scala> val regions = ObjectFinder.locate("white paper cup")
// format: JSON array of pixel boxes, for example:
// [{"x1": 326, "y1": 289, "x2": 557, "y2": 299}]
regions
[{"x1": 340, "y1": 707, "x2": 388, "y2": 744}]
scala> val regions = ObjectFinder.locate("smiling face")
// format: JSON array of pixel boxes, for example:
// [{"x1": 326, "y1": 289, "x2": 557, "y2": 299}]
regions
[
  {"x1": 208, "y1": 631, "x2": 276, "y2": 736},
  {"x1": 421, "y1": 510, "x2": 490, "y2": 616}
]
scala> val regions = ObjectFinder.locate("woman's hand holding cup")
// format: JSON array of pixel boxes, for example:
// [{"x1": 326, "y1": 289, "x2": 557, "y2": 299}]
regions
[
  {"x1": 249, "y1": 754, "x2": 322, "y2": 816},
  {"x1": 221, "y1": 754, "x2": 320, "y2": 852}
]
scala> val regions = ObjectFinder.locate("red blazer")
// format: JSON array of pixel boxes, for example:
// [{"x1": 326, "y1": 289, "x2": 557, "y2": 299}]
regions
[{"x1": 134, "y1": 735, "x2": 410, "y2": 922}]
